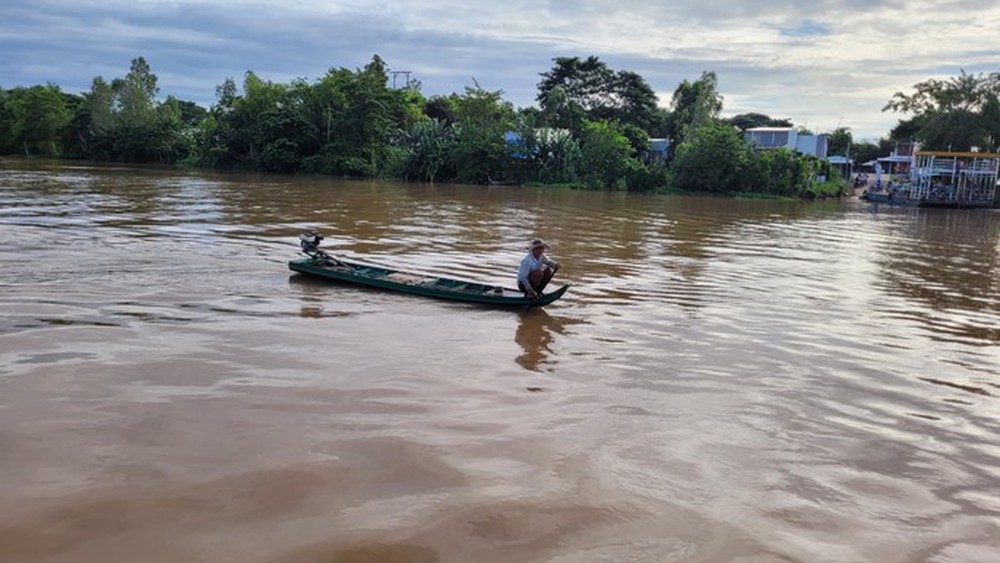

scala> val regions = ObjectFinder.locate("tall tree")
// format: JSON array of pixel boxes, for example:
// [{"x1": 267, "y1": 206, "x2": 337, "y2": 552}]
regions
[
  {"x1": 79, "y1": 57, "x2": 186, "y2": 162},
  {"x1": 117, "y1": 56, "x2": 159, "y2": 121},
  {"x1": 0, "y1": 88, "x2": 16, "y2": 153},
  {"x1": 577, "y1": 120, "x2": 641, "y2": 189},
  {"x1": 332, "y1": 55, "x2": 417, "y2": 175},
  {"x1": 7, "y1": 84, "x2": 71, "y2": 156},
  {"x1": 827, "y1": 126, "x2": 853, "y2": 156},
  {"x1": 667, "y1": 71, "x2": 724, "y2": 143},
  {"x1": 883, "y1": 70, "x2": 1000, "y2": 152},
  {"x1": 447, "y1": 83, "x2": 516, "y2": 183},
  {"x1": 670, "y1": 121, "x2": 749, "y2": 194},
  {"x1": 536, "y1": 56, "x2": 660, "y2": 132}
]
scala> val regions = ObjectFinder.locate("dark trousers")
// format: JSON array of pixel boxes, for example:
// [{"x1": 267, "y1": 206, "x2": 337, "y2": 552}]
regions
[{"x1": 519, "y1": 267, "x2": 555, "y2": 295}]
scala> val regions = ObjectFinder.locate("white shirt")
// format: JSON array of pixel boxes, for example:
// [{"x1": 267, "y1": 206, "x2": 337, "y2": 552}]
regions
[{"x1": 517, "y1": 250, "x2": 556, "y2": 288}]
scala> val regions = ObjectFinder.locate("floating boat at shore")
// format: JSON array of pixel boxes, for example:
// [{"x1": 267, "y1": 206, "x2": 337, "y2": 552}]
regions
[
  {"x1": 288, "y1": 233, "x2": 569, "y2": 307},
  {"x1": 860, "y1": 151, "x2": 999, "y2": 208}
]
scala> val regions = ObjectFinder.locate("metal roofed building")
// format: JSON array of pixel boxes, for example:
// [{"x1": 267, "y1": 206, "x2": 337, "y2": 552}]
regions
[{"x1": 744, "y1": 127, "x2": 829, "y2": 158}]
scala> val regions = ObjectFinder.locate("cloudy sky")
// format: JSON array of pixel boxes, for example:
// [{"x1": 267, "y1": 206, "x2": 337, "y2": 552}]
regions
[{"x1": 3, "y1": 0, "x2": 999, "y2": 139}]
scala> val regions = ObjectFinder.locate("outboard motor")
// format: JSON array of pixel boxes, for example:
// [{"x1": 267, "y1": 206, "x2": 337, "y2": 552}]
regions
[
  {"x1": 299, "y1": 231, "x2": 324, "y2": 257},
  {"x1": 298, "y1": 231, "x2": 343, "y2": 266}
]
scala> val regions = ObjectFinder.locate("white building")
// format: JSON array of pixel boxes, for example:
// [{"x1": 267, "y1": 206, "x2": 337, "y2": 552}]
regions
[{"x1": 744, "y1": 127, "x2": 829, "y2": 158}]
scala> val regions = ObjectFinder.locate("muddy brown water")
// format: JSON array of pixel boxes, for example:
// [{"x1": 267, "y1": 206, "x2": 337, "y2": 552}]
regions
[{"x1": 1, "y1": 160, "x2": 998, "y2": 562}]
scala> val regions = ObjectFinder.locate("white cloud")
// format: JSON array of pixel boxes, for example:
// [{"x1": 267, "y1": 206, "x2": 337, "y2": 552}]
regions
[{"x1": 2, "y1": 0, "x2": 999, "y2": 138}]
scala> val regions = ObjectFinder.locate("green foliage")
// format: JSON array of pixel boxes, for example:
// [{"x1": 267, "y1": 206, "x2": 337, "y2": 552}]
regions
[
  {"x1": 71, "y1": 57, "x2": 201, "y2": 163},
  {"x1": 884, "y1": 70, "x2": 1000, "y2": 151},
  {"x1": 850, "y1": 139, "x2": 894, "y2": 166},
  {"x1": 577, "y1": 120, "x2": 642, "y2": 189},
  {"x1": 0, "y1": 52, "x2": 885, "y2": 200},
  {"x1": 0, "y1": 88, "x2": 13, "y2": 153},
  {"x1": 505, "y1": 124, "x2": 582, "y2": 184},
  {"x1": 725, "y1": 113, "x2": 792, "y2": 130},
  {"x1": 626, "y1": 160, "x2": 669, "y2": 193},
  {"x1": 5, "y1": 84, "x2": 70, "y2": 155},
  {"x1": 670, "y1": 121, "x2": 835, "y2": 197},
  {"x1": 670, "y1": 121, "x2": 750, "y2": 194},
  {"x1": 747, "y1": 149, "x2": 810, "y2": 196},
  {"x1": 827, "y1": 126, "x2": 852, "y2": 156},
  {"x1": 200, "y1": 55, "x2": 423, "y2": 175},
  {"x1": 447, "y1": 84, "x2": 517, "y2": 183},
  {"x1": 888, "y1": 116, "x2": 924, "y2": 141},
  {"x1": 668, "y1": 72, "x2": 724, "y2": 143},
  {"x1": 424, "y1": 96, "x2": 456, "y2": 124},
  {"x1": 537, "y1": 56, "x2": 660, "y2": 133},
  {"x1": 398, "y1": 118, "x2": 459, "y2": 181}
]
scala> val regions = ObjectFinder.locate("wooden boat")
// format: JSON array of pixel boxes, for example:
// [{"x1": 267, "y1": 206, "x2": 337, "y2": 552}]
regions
[{"x1": 288, "y1": 233, "x2": 569, "y2": 307}]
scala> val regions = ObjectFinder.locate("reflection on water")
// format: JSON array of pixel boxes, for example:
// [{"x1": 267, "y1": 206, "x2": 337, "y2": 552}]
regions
[
  {"x1": 1, "y1": 160, "x2": 999, "y2": 562},
  {"x1": 514, "y1": 309, "x2": 578, "y2": 372}
]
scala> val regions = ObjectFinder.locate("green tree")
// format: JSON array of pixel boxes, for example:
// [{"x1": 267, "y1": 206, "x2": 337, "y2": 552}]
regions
[
  {"x1": 156, "y1": 95, "x2": 197, "y2": 163},
  {"x1": 670, "y1": 121, "x2": 750, "y2": 194},
  {"x1": 294, "y1": 55, "x2": 422, "y2": 176},
  {"x1": 827, "y1": 126, "x2": 853, "y2": 156},
  {"x1": 504, "y1": 121, "x2": 582, "y2": 184},
  {"x1": 208, "y1": 70, "x2": 310, "y2": 171},
  {"x1": 667, "y1": 71, "x2": 724, "y2": 143},
  {"x1": 199, "y1": 55, "x2": 422, "y2": 174},
  {"x1": 424, "y1": 96, "x2": 457, "y2": 124},
  {"x1": 536, "y1": 56, "x2": 660, "y2": 132},
  {"x1": 110, "y1": 56, "x2": 162, "y2": 161},
  {"x1": 851, "y1": 139, "x2": 893, "y2": 166},
  {"x1": 400, "y1": 118, "x2": 459, "y2": 181},
  {"x1": 577, "y1": 120, "x2": 641, "y2": 189},
  {"x1": 745, "y1": 148, "x2": 811, "y2": 196},
  {"x1": 0, "y1": 88, "x2": 13, "y2": 153},
  {"x1": 884, "y1": 70, "x2": 1000, "y2": 151},
  {"x1": 170, "y1": 98, "x2": 208, "y2": 126},
  {"x1": 76, "y1": 57, "x2": 192, "y2": 162},
  {"x1": 7, "y1": 84, "x2": 71, "y2": 156},
  {"x1": 536, "y1": 85, "x2": 588, "y2": 133},
  {"x1": 331, "y1": 55, "x2": 397, "y2": 175},
  {"x1": 58, "y1": 91, "x2": 88, "y2": 158},
  {"x1": 117, "y1": 56, "x2": 158, "y2": 122},
  {"x1": 447, "y1": 83, "x2": 516, "y2": 183}
]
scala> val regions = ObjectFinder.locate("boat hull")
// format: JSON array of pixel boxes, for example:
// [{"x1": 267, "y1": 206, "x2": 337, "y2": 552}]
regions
[
  {"x1": 289, "y1": 258, "x2": 569, "y2": 307},
  {"x1": 860, "y1": 193, "x2": 993, "y2": 208}
]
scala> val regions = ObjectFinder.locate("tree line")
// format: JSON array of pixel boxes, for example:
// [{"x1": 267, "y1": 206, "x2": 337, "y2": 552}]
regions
[{"x1": 3, "y1": 55, "x2": 993, "y2": 196}]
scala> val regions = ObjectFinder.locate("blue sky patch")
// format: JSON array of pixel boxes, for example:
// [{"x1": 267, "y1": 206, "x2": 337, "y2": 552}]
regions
[{"x1": 779, "y1": 20, "x2": 832, "y2": 37}]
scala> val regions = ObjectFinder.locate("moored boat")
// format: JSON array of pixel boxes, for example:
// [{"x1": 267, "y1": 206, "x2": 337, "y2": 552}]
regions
[{"x1": 288, "y1": 233, "x2": 569, "y2": 307}]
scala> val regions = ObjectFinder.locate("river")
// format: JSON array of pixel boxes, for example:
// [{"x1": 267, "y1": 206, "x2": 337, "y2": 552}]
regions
[{"x1": 0, "y1": 159, "x2": 998, "y2": 563}]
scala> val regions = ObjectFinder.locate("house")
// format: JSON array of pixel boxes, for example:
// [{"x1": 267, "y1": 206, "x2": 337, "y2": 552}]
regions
[
  {"x1": 645, "y1": 138, "x2": 670, "y2": 163},
  {"x1": 826, "y1": 155, "x2": 853, "y2": 179},
  {"x1": 876, "y1": 140, "x2": 918, "y2": 176},
  {"x1": 744, "y1": 127, "x2": 829, "y2": 158}
]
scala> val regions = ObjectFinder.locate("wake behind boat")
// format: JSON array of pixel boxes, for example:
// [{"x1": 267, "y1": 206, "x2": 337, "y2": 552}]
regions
[{"x1": 288, "y1": 232, "x2": 569, "y2": 307}]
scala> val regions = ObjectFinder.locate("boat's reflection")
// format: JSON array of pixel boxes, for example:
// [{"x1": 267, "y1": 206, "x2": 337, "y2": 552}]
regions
[{"x1": 515, "y1": 308, "x2": 574, "y2": 372}]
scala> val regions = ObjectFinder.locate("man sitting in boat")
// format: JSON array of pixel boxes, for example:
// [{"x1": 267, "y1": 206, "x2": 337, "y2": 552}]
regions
[{"x1": 518, "y1": 239, "x2": 560, "y2": 299}]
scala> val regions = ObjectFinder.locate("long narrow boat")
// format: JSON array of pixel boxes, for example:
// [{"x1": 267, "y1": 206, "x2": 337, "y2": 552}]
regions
[{"x1": 288, "y1": 233, "x2": 569, "y2": 307}]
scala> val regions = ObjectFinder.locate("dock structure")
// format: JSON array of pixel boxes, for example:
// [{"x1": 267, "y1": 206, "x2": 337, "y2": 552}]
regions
[{"x1": 910, "y1": 151, "x2": 999, "y2": 208}]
